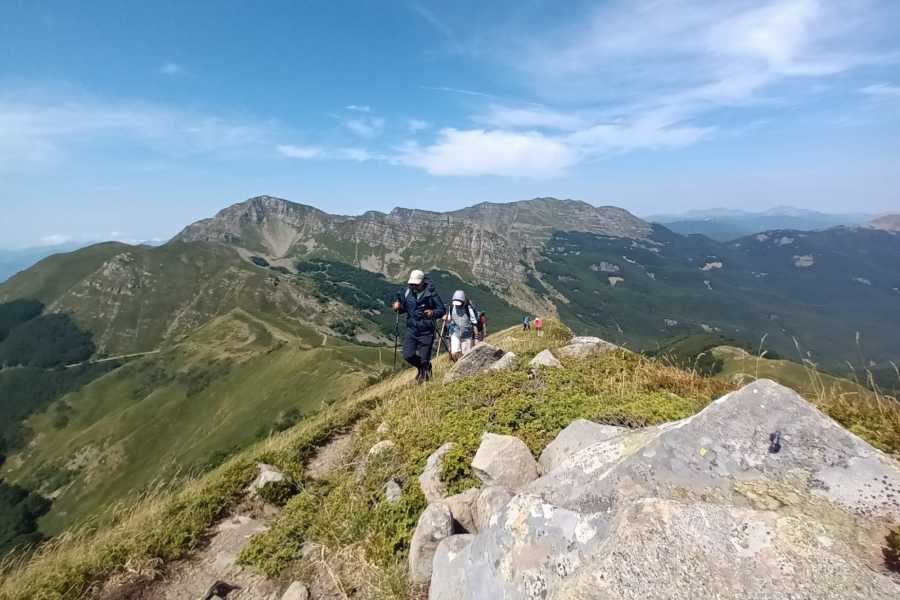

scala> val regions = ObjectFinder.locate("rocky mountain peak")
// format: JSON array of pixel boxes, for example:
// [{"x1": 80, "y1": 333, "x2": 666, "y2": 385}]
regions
[{"x1": 866, "y1": 214, "x2": 900, "y2": 232}]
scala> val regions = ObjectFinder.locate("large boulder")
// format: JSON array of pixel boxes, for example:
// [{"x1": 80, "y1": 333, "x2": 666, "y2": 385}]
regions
[
  {"x1": 556, "y1": 335, "x2": 618, "y2": 360},
  {"x1": 444, "y1": 488, "x2": 480, "y2": 533},
  {"x1": 429, "y1": 380, "x2": 900, "y2": 599},
  {"x1": 528, "y1": 349, "x2": 561, "y2": 369},
  {"x1": 471, "y1": 433, "x2": 539, "y2": 490},
  {"x1": 444, "y1": 343, "x2": 506, "y2": 383},
  {"x1": 538, "y1": 418, "x2": 627, "y2": 473},
  {"x1": 419, "y1": 442, "x2": 455, "y2": 504},
  {"x1": 429, "y1": 535, "x2": 474, "y2": 600},
  {"x1": 473, "y1": 485, "x2": 514, "y2": 531},
  {"x1": 408, "y1": 502, "x2": 453, "y2": 585},
  {"x1": 488, "y1": 351, "x2": 516, "y2": 371}
]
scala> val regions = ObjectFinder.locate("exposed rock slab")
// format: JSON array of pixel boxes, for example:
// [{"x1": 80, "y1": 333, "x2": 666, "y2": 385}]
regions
[
  {"x1": 430, "y1": 380, "x2": 900, "y2": 599},
  {"x1": 471, "y1": 433, "x2": 538, "y2": 490},
  {"x1": 488, "y1": 351, "x2": 517, "y2": 371},
  {"x1": 444, "y1": 343, "x2": 506, "y2": 383},
  {"x1": 473, "y1": 486, "x2": 514, "y2": 531},
  {"x1": 538, "y1": 418, "x2": 627, "y2": 473}
]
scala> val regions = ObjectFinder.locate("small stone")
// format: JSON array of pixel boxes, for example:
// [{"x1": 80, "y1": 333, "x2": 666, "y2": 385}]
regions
[
  {"x1": 280, "y1": 581, "x2": 309, "y2": 600},
  {"x1": 385, "y1": 479, "x2": 402, "y2": 503},
  {"x1": 367, "y1": 440, "x2": 396, "y2": 457},
  {"x1": 376, "y1": 421, "x2": 390, "y2": 435},
  {"x1": 247, "y1": 463, "x2": 286, "y2": 496},
  {"x1": 444, "y1": 343, "x2": 506, "y2": 383},
  {"x1": 556, "y1": 336, "x2": 618, "y2": 360}
]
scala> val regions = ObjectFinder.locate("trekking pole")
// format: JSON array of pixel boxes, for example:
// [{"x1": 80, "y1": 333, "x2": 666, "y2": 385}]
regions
[
  {"x1": 436, "y1": 319, "x2": 446, "y2": 359},
  {"x1": 392, "y1": 311, "x2": 400, "y2": 370}
]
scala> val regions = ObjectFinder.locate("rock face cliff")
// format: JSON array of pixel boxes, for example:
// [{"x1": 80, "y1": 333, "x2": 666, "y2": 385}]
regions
[
  {"x1": 174, "y1": 195, "x2": 651, "y2": 312},
  {"x1": 428, "y1": 379, "x2": 900, "y2": 599}
]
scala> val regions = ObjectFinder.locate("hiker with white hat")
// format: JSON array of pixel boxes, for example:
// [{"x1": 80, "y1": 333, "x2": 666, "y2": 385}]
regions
[
  {"x1": 392, "y1": 269, "x2": 446, "y2": 383},
  {"x1": 444, "y1": 289, "x2": 479, "y2": 360}
]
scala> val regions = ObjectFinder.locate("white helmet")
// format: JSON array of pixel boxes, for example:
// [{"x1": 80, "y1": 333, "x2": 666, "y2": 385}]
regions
[{"x1": 407, "y1": 269, "x2": 425, "y2": 285}]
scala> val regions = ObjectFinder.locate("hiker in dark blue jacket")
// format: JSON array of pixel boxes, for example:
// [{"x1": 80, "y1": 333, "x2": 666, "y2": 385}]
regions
[{"x1": 392, "y1": 269, "x2": 446, "y2": 383}]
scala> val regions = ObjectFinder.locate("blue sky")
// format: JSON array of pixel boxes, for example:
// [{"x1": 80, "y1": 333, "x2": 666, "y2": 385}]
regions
[{"x1": 1, "y1": 0, "x2": 899, "y2": 248}]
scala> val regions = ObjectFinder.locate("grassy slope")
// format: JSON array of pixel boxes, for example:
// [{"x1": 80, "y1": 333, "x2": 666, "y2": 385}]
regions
[
  {"x1": 2, "y1": 323, "x2": 898, "y2": 600},
  {"x1": 2, "y1": 310, "x2": 384, "y2": 536}
]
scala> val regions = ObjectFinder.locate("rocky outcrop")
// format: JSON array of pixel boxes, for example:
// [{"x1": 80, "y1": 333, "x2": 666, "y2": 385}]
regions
[
  {"x1": 443, "y1": 343, "x2": 506, "y2": 383},
  {"x1": 408, "y1": 502, "x2": 453, "y2": 586},
  {"x1": 419, "y1": 443, "x2": 455, "y2": 504},
  {"x1": 471, "y1": 433, "x2": 539, "y2": 490},
  {"x1": 444, "y1": 488, "x2": 480, "y2": 533},
  {"x1": 429, "y1": 380, "x2": 900, "y2": 599},
  {"x1": 538, "y1": 418, "x2": 626, "y2": 473},
  {"x1": 528, "y1": 349, "x2": 561, "y2": 368},
  {"x1": 473, "y1": 486, "x2": 514, "y2": 531},
  {"x1": 556, "y1": 335, "x2": 618, "y2": 360}
]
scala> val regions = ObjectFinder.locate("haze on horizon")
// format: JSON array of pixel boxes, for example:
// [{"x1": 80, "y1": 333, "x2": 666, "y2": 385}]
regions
[{"x1": 1, "y1": 0, "x2": 899, "y2": 249}]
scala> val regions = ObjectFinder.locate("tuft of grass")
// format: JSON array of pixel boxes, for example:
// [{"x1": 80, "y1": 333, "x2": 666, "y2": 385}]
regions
[{"x1": 885, "y1": 526, "x2": 900, "y2": 573}]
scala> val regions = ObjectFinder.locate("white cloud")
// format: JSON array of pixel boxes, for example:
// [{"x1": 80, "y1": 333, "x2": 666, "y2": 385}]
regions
[
  {"x1": 859, "y1": 83, "x2": 900, "y2": 97},
  {"x1": 422, "y1": 85, "x2": 495, "y2": 98},
  {"x1": 0, "y1": 93, "x2": 272, "y2": 172},
  {"x1": 345, "y1": 116, "x2": 385, "y2": 138},
  {"x1": 345, "y1": 104, "x2": 371, "y2": 112},
  {"x1": 334, "y1": 147, "x2": 375, "y2": 162},
  {"x1": 398, "y1": 128, "x2": 577, "y2": 178},
  {"x1": 277, "y1": 144, "x2": 322, "y2": 158},
  {"x1": 40, "y1": 234, "x2": 71, "y2": 245},
  {"x1": 159, "y1": 62, "x2": 185, "y2": 76},
  {"x1": 476, "y1": 104, "x2": 588, "y2": 131},
  {"x1": 408, "y1": 118, "x2": 429, "y2": 132}
]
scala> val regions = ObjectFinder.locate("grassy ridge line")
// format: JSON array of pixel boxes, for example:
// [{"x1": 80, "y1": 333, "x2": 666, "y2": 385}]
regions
[{"x1": 0, "y1": 361, "x2": 417, "y2": 600}]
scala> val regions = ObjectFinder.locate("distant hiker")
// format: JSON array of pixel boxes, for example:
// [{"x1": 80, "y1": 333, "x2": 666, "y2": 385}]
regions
[
  {"x1": 392, "y1": 269, "x2": 446, "y2": 383},
  {"x1": 534, "y1": 317, "x2": 543, "y2": 337},
  {"x1": 522, "y1": 316, "x2": 531, "y2": 331},
  {"x1": 445, "y1": 289, "x2": 479, "y2": 360},
  {"x1": 475, "y1": 311, "x2": 487, "y2": 343}
]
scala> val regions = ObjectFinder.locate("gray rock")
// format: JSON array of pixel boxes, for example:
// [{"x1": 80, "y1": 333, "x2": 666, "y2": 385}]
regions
[
  {"x1": 528, "y1": 349, "x2": 561, "y2": 368},
  {"x1": 443, "y1": 488, "x2": 479, "y2": 533},
  {"x1": 473, "y1": 486, "x2": 514, "y2": 531},
  {"x1": 280, "y1": 581, "x2": 309, "y2": 600},
  {"x1": 367, "y1": 440, "x2": 395, "y2": 458},
  {"x1": 538, "y1": 418, "x2": 627, "y2": 474},
  {"x1": 471, "y1": 433, "x2": 538, "y2": 490},
  {"x1": 444, "y1": 343, "x2": 506, "y2": 383},
  {"x1": 488, "y1": 351, "x2": 517, "y2": 371},
  {"x1": 430, "y1": 380, "x2": 900, "y2": 599},
  {"x1": 556, "y1": 335, "x2": 618, "y2": 360},
  {"x1": 419, "y1": 442, "x2": 455, "y2": 504},
  {"x1": 408, "y1": 502, "x2": 453, "y2": 585},
  {"x1": 384, "y1": 479, "x2": 402, "y2": 503},
  {"x1": 429, "y1": 535, "x2": 474, "y2": 600},
  {"x1": 246, "y1": 463, "x2": 286, "y2": 496}
]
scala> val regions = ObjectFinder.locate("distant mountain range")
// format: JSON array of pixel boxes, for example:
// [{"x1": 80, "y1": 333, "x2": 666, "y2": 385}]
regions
[
  {"x1": 0, "y1": 243, "x2": 92, "y2": 284},
  {"x1": 646, "y1": 206, "x2": 873, "y2": 241},
  {"x1": 1, "y1": 195, "x2": 898, "y2": 535}
]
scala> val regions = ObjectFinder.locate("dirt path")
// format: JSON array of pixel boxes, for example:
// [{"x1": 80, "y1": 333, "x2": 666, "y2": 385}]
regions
[{"x1": 64, "y1": 349, "x2": 160, "y2": 368}]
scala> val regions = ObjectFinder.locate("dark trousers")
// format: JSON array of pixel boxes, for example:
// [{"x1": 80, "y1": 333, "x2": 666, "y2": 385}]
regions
[{"x1": 403, "y1": 331, "x2": 434, "y2": 369}]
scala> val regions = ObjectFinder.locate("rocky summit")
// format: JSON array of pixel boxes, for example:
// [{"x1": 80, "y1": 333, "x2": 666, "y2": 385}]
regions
[{"x1": 427, "y1": 379, "x2": 900, "y2": 599}]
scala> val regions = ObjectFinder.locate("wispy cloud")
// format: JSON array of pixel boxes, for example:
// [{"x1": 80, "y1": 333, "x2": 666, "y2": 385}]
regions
[
  {"x1": 410, "y1": 3, "x2": 453, "y2": 39},
  {"x1": 345, "y1": 104, "x2": 371, "y2": 112},
  {"x1": 159, "y1": 62, "x2": 185, "y2": 76},
  {"x1": 408, "y1": 118, "x2": 429, "y2": 132},
  {"x1": 39, "y1": 234, "x2": 71, "y2": 245},
  {"x1": 345, "y1": 116, "x2": 385, "y2": 138},
  {"x1": 0, "y1": 90, "x2": 272, "y2": 172},
  {"x1": 859, "y1": 83, "x2": 900, "y2": 97},
  {"x1": 422, "y1": 85, "x2": 496, "y2": 99},
  {"x1": 277, "y1": 144, "x2": 322, "y2": 158}
]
